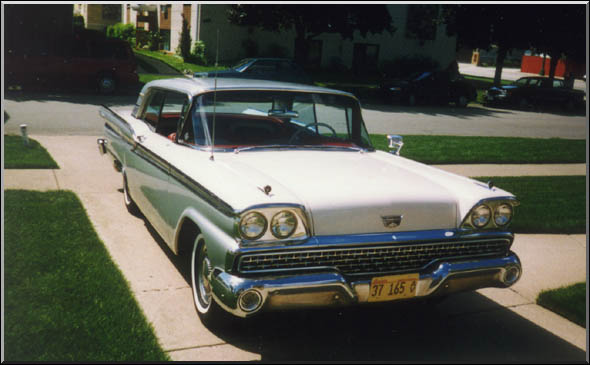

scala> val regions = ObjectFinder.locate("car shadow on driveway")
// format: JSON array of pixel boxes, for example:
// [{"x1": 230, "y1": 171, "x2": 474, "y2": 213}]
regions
[
  {"x1": 138, "y1": 216, "x2": 585, "y2": 362},
  {"x1": 216, "y1": 294, "x2": 585, "y2": 362},
  {"x1": 5, "y1": 88, "x2": 141, "y2": 107}
]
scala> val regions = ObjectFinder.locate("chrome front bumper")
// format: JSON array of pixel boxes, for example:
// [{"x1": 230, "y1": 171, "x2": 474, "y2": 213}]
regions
[{"x1": 209, "y1": 252, "x2": 521, "y2": 318}]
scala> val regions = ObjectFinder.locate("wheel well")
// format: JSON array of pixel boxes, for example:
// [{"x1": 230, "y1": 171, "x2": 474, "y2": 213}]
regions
[{"x1": 176, "y1": 218, "x2": 201, "y2": 256}]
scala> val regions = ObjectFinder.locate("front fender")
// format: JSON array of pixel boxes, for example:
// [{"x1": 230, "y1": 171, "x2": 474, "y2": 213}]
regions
[{"x1": 173, "y1": 207, "x2": 239, "y2": 272}]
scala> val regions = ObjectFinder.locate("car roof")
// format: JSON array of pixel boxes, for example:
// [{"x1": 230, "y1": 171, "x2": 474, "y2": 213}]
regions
[{"x1": 142, "y1": 77, "x2": 355, "y2": 98}]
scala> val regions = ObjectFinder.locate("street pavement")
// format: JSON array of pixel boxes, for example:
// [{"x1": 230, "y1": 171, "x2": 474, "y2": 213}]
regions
[{"x1": 2, "y1": 135, "x2": 587, "y2": 361}]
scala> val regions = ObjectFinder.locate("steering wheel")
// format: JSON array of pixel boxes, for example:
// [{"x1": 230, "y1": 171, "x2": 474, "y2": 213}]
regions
[{"x1": 289, "y1": 122, "x2": 337, "y2": 144}]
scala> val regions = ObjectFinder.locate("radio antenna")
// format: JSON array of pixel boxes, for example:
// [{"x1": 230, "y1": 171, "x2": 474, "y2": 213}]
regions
[{"x1": 210, "y1": 29, "x2": 220, "y2": 161}]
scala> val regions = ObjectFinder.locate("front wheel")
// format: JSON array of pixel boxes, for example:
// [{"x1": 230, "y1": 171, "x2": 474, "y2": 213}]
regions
[
  {"x1": 456, "y1": 95, "x2": 469, "y2": 107},
  {"x1": 191, "y1": 234, "x2": 231, "y2": 326},
  {"x1": 97, "y1": 73, "x2": 117, "y2": 95}
]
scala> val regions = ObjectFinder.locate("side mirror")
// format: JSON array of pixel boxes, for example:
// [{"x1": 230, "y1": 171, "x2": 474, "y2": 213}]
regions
[{"x1": 387, "y1": 134, "x2": 404, "y2": 156}]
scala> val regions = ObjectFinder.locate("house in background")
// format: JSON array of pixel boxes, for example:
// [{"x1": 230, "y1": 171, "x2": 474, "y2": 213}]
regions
[{"x1": 75, "y1": 4, "x2": 456, "y2": 71}]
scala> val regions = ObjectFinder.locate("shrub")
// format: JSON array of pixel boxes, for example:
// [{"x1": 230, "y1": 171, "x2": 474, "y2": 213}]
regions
[
  {"x1": 73, "y1": 14, "x2": 85, "y2": 29},
  {"x1": 147, "y1": 31, "x2": 163, "y2": 51},
  {"x1": 186, "y1": 40, "x2": 207, "y2": 65},
  {"x1": 242, "y1": 39, "x2": 258, "y2": 58},
  {"x1": 176, "y1": 15, "x2": 192, "y2": 60},
  {"x1": 380, "y1": 55, "x2": 440, "y2": 79},
  {"x1": 106, "y1": 23, "x2": 136, "y2": 46}
]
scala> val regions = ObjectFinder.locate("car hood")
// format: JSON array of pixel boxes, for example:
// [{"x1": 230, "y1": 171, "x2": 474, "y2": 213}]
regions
[{"x1": 201, "y1": 150, "x2": 514, "y2": 236}]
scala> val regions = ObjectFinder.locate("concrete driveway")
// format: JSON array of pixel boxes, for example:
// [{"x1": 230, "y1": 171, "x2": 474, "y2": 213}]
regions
[
  {"x1": 3, "y1": 135, "x2": 586, "y2": 361},
  {"x1": 3, "y1": 91, "x2": 587, "y2": 139}
]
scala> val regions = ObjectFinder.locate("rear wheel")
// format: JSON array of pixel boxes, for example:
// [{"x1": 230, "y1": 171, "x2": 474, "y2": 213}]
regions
[
  {"x1": 97, "y1": 72, "x2": 117, "y2": 95},
  {"x1": 123, "y1": 173, "x2": 140, "y2": 216}
]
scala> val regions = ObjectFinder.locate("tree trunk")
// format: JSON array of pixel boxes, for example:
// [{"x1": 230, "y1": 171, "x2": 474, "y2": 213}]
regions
[
  {"x1": 493, "y1": 45, "x2": 508, "y2": 86},
  {"x1": 547, "y1": 51, "x2": 559, "y2": 81},
  {"x1": 293, "y1": 22, "x2": 308, "y2": 66}
]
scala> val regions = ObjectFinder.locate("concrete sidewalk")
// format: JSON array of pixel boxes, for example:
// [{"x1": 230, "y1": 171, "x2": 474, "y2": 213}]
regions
[
  {"x1": 3, "y1": 135, "x2": 587, "y2": 358},
  {"x1": 459, "y1": 62, "x2": 587, "y2": 91}
]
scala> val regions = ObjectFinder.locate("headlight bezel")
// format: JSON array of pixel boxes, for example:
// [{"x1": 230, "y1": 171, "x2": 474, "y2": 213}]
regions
[
  {"x1": 270, "y1": 210, "x2": 299, "y2": 239},
  {"x1": 462, "y1": 197, "x2": 518, "y2": 230},
  {"x1": 236, "y1": 204, "x2": 309, "y2": 246}
]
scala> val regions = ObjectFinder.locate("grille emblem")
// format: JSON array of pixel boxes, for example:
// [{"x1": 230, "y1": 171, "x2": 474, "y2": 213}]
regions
[{"x1": 382, "y1": 215, "x2": 403, "y2": 228}]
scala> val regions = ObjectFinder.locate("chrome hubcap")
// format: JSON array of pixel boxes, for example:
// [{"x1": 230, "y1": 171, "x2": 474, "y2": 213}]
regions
[{"x1": 196, "y1": 246, "x2": 212, "y2": 308}]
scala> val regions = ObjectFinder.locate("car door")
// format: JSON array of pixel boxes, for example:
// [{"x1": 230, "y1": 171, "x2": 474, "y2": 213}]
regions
[{"x1": 126, "y1": 88, "x2": 173, "y2": 240}]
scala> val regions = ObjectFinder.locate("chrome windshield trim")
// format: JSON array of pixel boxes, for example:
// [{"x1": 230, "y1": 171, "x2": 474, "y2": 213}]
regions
[{"x1": 234, "y1": 145, "x2": 371, "y2": 153}]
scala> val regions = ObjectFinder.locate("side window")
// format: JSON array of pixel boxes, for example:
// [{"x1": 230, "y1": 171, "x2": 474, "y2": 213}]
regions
[
  {"x1": 156, "y1": 92, "x2": 189, "y2": 137},
  {"x1": 144, "y1": 90, "x2": 166, "y2": 128},
  {"x1": 528, "y1": 78, "x2": 540, "y2": 87},
  {"x1": 553, "y1": 79, "x2": 564, "y2": 88}
]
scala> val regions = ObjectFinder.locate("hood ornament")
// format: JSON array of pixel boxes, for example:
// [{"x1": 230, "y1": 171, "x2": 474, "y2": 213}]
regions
[{"x1": 382, "y1": 215, "x2": 403, "y2": 228}]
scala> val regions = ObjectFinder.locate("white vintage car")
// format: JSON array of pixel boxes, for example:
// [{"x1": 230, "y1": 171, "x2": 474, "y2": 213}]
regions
[{"x1": 98, "y1": 77, "x2": 521, "y2": 324}]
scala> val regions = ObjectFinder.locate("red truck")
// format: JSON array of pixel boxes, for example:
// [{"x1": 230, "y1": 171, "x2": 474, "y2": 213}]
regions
[{"x1": 6, "y1": 35, "x2": 139, "y2": 94}]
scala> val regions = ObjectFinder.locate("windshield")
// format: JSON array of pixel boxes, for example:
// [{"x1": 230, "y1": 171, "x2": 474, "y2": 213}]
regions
[
  {"x1": 178, "y1": 90, "x2": 373, "y2": 151},
  {"x1": 232, "y1": 58, "x2": 252, "y2": 72}
]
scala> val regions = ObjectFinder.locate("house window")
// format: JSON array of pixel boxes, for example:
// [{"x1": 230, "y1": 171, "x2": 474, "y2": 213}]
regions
[
  {"x1": 405, "y1": 5, "x2": 438, "y2": 41},
  {"x1": 102, "y1": 4, "x2": 122, "y2": 22},
  {"x1": 162, "y1": 5, "x2": 170, "y2": 20}
]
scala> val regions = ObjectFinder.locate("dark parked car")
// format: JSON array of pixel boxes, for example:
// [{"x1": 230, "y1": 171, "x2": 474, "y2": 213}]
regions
[
  {"x1": 5, "y1": 36, "x2": 139, "y2": 94},
  {"x1": 380, "y1": 71, "x2": 477, "y2": 107},
  {"x1": 194, "y1": 58, "x2": 313, "y2": 84},
  {"x1": 485, "y1": 76, "x2": 585, "y2": 110}
]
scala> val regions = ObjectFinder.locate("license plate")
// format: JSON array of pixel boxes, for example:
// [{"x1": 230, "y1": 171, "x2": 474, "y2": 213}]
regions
[{"x1": 368, "y1": 273, "x2": 419, "y2": 302}]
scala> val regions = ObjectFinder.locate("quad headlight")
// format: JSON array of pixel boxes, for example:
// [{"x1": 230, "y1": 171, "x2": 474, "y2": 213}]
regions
[
  {"x1": 237, "y1": 206, "x2": 309, "y2": 244},
  {"x1": 471, "y1": 204, "x2": 492, "y2": 228},
  {"x1": 494, "y1": 203, "x2": 513, "y2": 226},
  {"x1": 239, "y1": 212, "x2": 267, "y2": 240},
  {"x1": 271, "y1": 210, "x2": 298, "y2": 239},
  {"x1": 463, "y1": 199, "x2": 518, "y2": 230}
]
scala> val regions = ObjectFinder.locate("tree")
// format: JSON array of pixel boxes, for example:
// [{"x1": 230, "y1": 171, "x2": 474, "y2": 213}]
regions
[
  {"x1": 442, "y1": 5, "x2": 537, "y2": 86},
  {"x1": 442, "y1": 4, "x2": 586, "y2": 84},
  {"x1": 530, "y1": 5, "x2": 585, "y2": 81},
  {"x1": 177, "y1": 14, "x2": 192, "y2": 60},
  {"x1": 227, "y1": 5, "x2": 395, "y2": 65}
]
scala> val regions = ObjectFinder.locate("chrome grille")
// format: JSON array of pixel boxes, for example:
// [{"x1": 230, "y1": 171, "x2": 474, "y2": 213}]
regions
[{"x1": 238, "y1": 239, "x2": 511, "y2": 275}]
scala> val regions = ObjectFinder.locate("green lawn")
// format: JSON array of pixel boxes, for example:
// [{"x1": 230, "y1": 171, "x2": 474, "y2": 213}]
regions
[
  {"x1": 474, "y1": 176, "x2": 586, "y2": 234},
  {"x1": 4, "y1": 134, "x2": 59, "y2": 169},
  {"x1": 139, "y1": 73, "x2": 184, "y2": 84},
  {"x1": 370, "y1": 135, "x2": 586, "y2": 164},
  {"x1": 134, "y1": 48, "x2": 225, "y2": 74},
  {"x1": 537, "y1": 282, "x2": 586, "y2": 328},
  {"x1": 4, "y1": 190, "x2": 169, "y2": 361}
]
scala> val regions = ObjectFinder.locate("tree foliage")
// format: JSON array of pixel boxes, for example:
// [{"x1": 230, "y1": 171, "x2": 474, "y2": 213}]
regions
[
  {"x1": 442, "y1": 4, "x2": 586, "y2": 84},
  {"x1": 227, "y1": 5, "x2": 395, "y2": 65}
]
